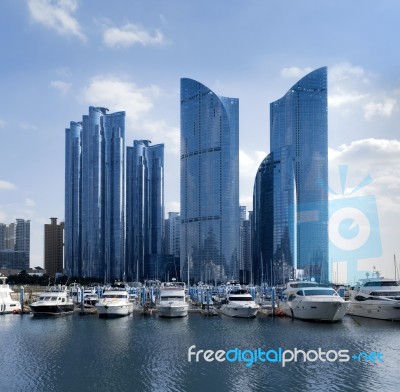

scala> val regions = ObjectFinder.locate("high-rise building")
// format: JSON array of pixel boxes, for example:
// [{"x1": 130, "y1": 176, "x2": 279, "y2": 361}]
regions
[
  {"x1": 239, "y1": 207, "x2": 252, "y2": 284},
  {"x1": 65, "y1": 107, "x2": 125, "y2": 282},
  {"x1": 65, "y1": 121, "x2": 82, "y2": 277},
  {"x1": 0, "y1": 219, "x2": 30, "y2": 270},
  {"x1": 44, "y1": 218, "x2": 64, "y2": 277},
  {"x1": 164, "y1": 212, "x2": 180, "y2": 258},
  {"x1": 180, "y1": 78, "x2": 240, "y2": 284},
  {"x1": 126, "y1": 140, "x2": 164, "y2": 282},
  {"x1": 253, "y1": 67, "x2": 328, "y2": 285}
]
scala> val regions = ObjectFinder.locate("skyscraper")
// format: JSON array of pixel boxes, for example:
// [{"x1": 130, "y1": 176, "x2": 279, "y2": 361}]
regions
[
  {"x1": 65, "y1": 107, "x2": 125, "y2": 282},
  {"x1": 65, "y1": 121, "x2": 82, "y2": 277},
  {"x1": 44, "y1": 218, "x2": 64, "y2": 277},
  {"x1": 180, "y1": 78, "x2": 239, "y2": 284},
  {"x1": 253, "y1": 67, "x2": 328, "y2": 284},
  {"x1": 0, "y1": 219, "x2": 30, "y2": 270},
  {"x1": 164, "y1": 212, "x2": 180, "y2": 258},
  {"x1": 126, "y1": 140, "x2": 164, "y2": 282}
]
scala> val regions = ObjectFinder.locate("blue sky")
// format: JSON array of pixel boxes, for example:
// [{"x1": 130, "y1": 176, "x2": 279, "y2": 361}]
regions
[{"x1": 0, "y1": 0, "x2": 399, "y2": 282}]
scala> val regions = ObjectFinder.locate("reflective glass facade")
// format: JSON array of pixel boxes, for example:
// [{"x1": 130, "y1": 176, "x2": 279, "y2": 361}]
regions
[
  {"x1": 180, "y1": 78, "x2": 239, "y2": 284},
  {"x1": 126, "y1": 140, "x2": 164, "y2": 282},
  {"x1": 65, "y1": 107, "x2": 125, "y2": 282},
  {"x1": 253, "y1": 67, "x2": 328, "y2": 284}
]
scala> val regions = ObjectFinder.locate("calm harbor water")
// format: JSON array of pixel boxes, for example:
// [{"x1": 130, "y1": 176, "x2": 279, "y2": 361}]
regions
[{"x1": 1, "y1": 312, "x2": 399, "y2": 392}]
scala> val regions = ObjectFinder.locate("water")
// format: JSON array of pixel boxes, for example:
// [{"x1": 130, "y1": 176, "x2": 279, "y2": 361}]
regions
[{"x1": 1, "y1": 312, "x2": 399, "y2": 392}]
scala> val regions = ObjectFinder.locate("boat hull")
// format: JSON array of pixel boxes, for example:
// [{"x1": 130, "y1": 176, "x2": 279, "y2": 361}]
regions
[
  {"x1": 96, "y1": 303, "x2": 133, "y2": 318},
  {"x1": 0, "y1": 300, "x2": 22, "y2": 314},
  {"x1": 221, "y1": 304, "x2": 259, "y2": 318},
  {"x1": 30, "y1": 304, "x2": 75, "y2": 316},
  {"x1": 280, "y1": 300, "x2": 349, "y2": 322},
  {"x1": 156, "y1": 304, "x2": 188, "y2": 318},
  {"x1": 347, "y1": 301, "x2": 400, "y2": 320}
]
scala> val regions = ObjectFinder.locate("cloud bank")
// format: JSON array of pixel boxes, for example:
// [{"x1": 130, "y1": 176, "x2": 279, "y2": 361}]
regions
[{"x1": 28, "y1": 0, "x2": 86, "y2": 41}]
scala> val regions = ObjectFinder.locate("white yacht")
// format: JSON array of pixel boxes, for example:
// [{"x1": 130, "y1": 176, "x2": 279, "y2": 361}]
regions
[
  {"x1": 30, "y1": 286, "x2": 75, "y2": 316},
  {"x1": 96, "y1": 283, "x2": 133, "y2": 318},
  {"x1": 279, "y1": 281, "x2": 349, "y2": 322},
  {"x1": 220, "y1": 288, "x2": 259, "y2": 318},
  {"x1": 156, "y1": 282, "x2": 188, "y2": 318},
  {"x1": 0, "y1": 276, "x2": 22, "y2": 314},
  {"x1": 347, "y1": 277, "x2": 400, "y2": 320},
  {"x1": 83, "y1": 287, "x2": 99, "y2": 306}
]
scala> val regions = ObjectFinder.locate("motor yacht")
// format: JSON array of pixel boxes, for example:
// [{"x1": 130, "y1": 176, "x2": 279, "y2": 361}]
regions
[
  {"x1": 347, "y1": 277, "x2": 400, "y2": 320},
  {"x1": 279, "y1": 281, "x2": 349, "y2": 322},
  {"x1": 0, "y1": 276, "x2": 22, "y2": 314},
  {"x1": 220, "y1": 288, "x2": 259, "y2": 318},
  {"x1": 156, "y1": 282, "x2": 189, "y2": 318},
  {"x1": 30, "y1": 285, "x2": 75, "y2": 316},
  {"x1": 96, "y1": 283, "x2": 133, "y2": 318}
]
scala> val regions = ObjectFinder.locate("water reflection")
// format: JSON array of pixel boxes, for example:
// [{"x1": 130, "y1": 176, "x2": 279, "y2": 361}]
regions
[{"x1": 0, "y1": 314, "x2": 399, "y2": 392}]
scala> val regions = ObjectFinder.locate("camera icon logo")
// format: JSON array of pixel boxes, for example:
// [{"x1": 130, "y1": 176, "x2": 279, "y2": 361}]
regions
[
  {"x1": 329, "y1": 166, "x2": 382, "y2": 283},
  {"x1": 329, "y1": 195, "x2": 381, "y2": 259}
]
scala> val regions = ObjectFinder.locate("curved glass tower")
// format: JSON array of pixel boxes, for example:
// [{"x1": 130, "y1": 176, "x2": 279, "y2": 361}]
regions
[
  {"x1": 180, "y1": 78, "x2": 239, "y2": 284},
  {"x1": 253, "y1": 67, "x2": 328, "y2": 284}
]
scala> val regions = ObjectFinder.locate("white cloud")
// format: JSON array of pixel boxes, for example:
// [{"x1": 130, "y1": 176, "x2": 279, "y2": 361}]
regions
[
  {"x1": 0, "y1": 180, "x2": 17, "y2": 190},
  {"x1": 239, "y1": 149, "x2": 267, "y2": 178},
  {"x1": 103, "y1": 23, "x2": 165, "y2": 48},
  {"x1": 50, "y1": 80, "x2": 71, "y2": 95},
  {"x1": 81, "y1": 75, "x2": 179, "y2": 156},
  {"x1": 27, "y1": 0, "x2": 86, "y2": 41},
  {"x1": 328, "y1": 89, "x2": 367, "y2": 108},
  {"x1": 141, "y1": 120, "x2": 180, "y2": 155},
  {"x1": 81, "y1": 75, "x2": 155, "y2": 120},
  {"x1": 25, "y1": 197, "x2": 36, "y2": 208},
  {"x1": 239, "y1": 149, "x2": 267, "y2": 211},
  {"x1": 328, "y1": 64, "x2": 369, "y2": 108},
  {"x1": 364, "y1": 98, "x2": 396, "y2": 120},
  {"x1": 280, "y1": 67, "x2": 313, "y2": 79},
  {"x1": 329, "y1": 138, "x2": 400, "y2": 210},
  {"x1": 329, "y1": 63, "x2": 367, "y2": 83},
  {"x1": 0, "y1": 119, "x2": 5, "y2": 129}
]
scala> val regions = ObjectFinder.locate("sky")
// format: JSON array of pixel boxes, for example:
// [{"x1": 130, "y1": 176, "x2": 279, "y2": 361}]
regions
[{"x1": 0, "y1": 0, "x2": 399, "y2": 283}]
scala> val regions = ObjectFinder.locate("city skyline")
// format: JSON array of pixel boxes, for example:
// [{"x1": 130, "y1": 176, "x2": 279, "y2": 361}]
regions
[{"x1": 1, "y1": 1, "x2": 399, "y2": 282}]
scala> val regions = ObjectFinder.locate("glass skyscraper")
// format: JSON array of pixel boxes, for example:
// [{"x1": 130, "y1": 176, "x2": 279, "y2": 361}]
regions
[
  {"x1": 126, "y1": 140, "x2": 164, "y2": 282},
  {"x1": 253, "y1": 67, "x2": 328, "y2": 284},
  {"x1": 180, "y1": 78, "x2": 239, "y2": 284},
  {"x1": 65, "y1": 107, "x2": 125, "y2": 282}
]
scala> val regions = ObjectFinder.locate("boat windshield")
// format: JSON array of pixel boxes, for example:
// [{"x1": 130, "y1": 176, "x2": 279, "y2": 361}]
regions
[
  {"x1": 299, "y1": 289, "x2": 337, "y2": 296},
  {"x1": 161, "y1": 296, "x2": 184, "y2": 300},
  {"x1": 103, "y1": 294, "x2": 127, "y2": 298},
  {"x1": 363, "y1": 281, "x2": 400, "y2": 287},
  {"x1": 228, "y1": 296, "x2": 252, "y2": 301},
  {"x1": 370, "y1": 291, "x2": 400, "y2": 297}
]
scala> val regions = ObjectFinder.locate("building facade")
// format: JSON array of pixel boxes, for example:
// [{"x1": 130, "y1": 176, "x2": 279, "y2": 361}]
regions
[
  {"x1": 44, "y1": 218, "x2": 64, "y2": 277},
  {"x1": 0, "y1": 219, "x2": 30, "y2": 270},
  {"x1": 65, "y1": 107, "x2": 125, "y2": 282},
  {"x1": 126, "y1": 140, "x2": 164, "y2": 282},
  {"x1": 253, "y1": 67, "x2": 328, "y2": 285},
  {"x1": 239, "y1": 207, "x2": 252, "y2": 284},
  {"x1": 164, "y1": 212, "x2": 180, "y2": 258},
  {"x1": 180, "y1": 78, "x2": 240, "y2": 284}
]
